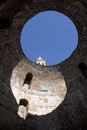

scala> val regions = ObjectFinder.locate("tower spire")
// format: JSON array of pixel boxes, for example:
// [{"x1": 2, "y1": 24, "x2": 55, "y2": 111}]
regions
[{"x1": 35, "y1": 56, "x2": 47, "y2": 66}]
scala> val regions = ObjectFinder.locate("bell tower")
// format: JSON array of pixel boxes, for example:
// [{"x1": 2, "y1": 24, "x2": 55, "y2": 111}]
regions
[{"x1": 35, "y1": 56, "x2": 47, "y2": 66}]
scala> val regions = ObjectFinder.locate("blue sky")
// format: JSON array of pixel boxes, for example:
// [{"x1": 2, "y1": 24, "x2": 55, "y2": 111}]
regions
[{"x1": 20, "y1": 11, "x2": 78, "y2": 65}]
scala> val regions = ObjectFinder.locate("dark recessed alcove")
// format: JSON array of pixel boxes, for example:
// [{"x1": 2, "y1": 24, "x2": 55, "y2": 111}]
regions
[
  {"x1": 23, "y1": 72, "x2": 33, "y2": 86},
  {"x1": 19, "y1": 99, "x2": 28, "y2": 107},
  {"x1": 0, "y1": 19, "x2": 12, "y2": 29},
  {"x1": 78, "y1": 63, "x2": 87, "y2": 78}
]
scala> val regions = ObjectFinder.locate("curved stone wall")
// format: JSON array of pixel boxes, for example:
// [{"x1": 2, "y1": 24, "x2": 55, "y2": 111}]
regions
[{"x1": 0, "y1": 0, "x2": 87, "y2": 129}]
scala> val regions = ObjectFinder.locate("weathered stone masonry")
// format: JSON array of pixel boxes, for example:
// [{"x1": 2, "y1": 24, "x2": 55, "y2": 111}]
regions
[{"x1": 0, "y1": 0, "x2": 87, "y2": 130}]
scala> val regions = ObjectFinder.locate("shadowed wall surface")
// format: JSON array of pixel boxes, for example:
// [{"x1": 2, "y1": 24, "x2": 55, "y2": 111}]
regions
[{"x1": 0, "y1": 0, "x2": 87, "y2": 130}]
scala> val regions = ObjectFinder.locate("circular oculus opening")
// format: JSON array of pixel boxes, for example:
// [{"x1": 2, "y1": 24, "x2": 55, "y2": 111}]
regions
[{"x1": 20, "y1": 11, "x2": 78, "y2": 65}]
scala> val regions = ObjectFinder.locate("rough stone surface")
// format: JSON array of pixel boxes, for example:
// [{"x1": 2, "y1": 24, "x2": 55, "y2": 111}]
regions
[{"x1": 0, "y1": 0, "x2": 87, "y2": 130}]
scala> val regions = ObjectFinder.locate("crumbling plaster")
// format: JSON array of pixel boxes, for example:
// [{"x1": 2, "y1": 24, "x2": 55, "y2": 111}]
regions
[{"x1": 0, "y1": 0, "x2": 87, "y2": 129}]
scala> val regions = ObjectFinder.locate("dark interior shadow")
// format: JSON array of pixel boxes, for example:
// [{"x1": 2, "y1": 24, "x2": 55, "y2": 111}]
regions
[
  {"x1": 0, "y1": 1, "x2": 87, "y2": 130},
  {"x1": 0, "y1": 23, "x2": 24, "y2": 129},
  {"x1": 0, "y1": 19, "x2": 12, "y2": 29}
]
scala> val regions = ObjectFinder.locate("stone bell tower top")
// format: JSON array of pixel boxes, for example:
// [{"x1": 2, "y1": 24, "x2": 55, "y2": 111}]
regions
[{"x1": 35, "y1": 56, "x2": 47, "y2": 66}]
